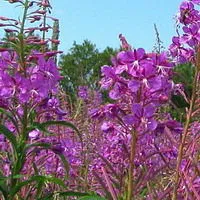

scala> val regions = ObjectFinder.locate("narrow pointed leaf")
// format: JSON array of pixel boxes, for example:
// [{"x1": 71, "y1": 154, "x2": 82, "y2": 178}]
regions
[
  {"x1": 25, "y1": 142, "x2": 51, "y2": 152},
  {"x1": 10, "y1": 175, "x2": 66, "y2": 197},
  {"x1": 0, "y1": 124, "x2": 17, "y2": 149},
  {"x1": 33, "y1": 121, "x2": 83, "y2": 143},
  {"x1": 57, "y1": 154, "x2": 70, "y2": 178},
  {"x1": 78, "y1": 196, "x2": 106, "y2": 200},
  {"x1": 38, "y1": 191, "x2": 90, "y2": 200},
  {"x1": 0, "y1": 108, "x2": 19, "y2": 132}
]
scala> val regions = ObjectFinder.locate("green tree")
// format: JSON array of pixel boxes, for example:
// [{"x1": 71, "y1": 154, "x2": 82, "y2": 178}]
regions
[{"x1": 59, "y1": 40, "x2": 117, "y2": 99}]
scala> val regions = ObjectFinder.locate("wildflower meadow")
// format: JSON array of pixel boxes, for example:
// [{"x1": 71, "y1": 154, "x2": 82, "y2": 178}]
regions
[{"x1": 0, "y1": 0, "x2": 200, "y2": 199}]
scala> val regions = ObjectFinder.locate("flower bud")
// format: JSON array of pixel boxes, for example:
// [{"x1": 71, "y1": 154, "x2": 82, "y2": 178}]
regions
[
  {"x1": 29, "y1": 1, "x2": 34, "y2": 7},
  {"x1": 52, "y1": 144, "x2": 64, "y2": 154},
  {"x1": 8, "y1": 0, "x2": 21, "y2": 3},
  {"x1": 159, "y1": 95, "x2": 169, "y2": 104}
]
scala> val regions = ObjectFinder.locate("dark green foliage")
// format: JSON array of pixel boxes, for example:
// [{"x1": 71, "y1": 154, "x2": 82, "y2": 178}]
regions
[
  {"x1": 59, "y1": 40, "x2": 117, "y2": 100},
  {"x1": 173, "y1": 63, "x2": 194, "y2": 100},
  {"x1": 171, "y1": 63, "x2": 194, "y2": 121}
]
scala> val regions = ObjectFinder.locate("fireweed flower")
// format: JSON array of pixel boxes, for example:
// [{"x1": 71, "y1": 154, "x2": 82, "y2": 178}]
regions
[
  {"x1": 98, "y1": 47, "x2": 175, "y2": 140},
  {"x1": 29, "y1": 129, "x2": 40, "y2": 139},
  {"x1": 169, "y1": 0, "x2": 200, "y2": 64},
  {"x1": 0, "y1": 51, "x2": 61, "y2": 107},
  {"x1": 123, "y1": 103, "x2": 157, "y2": 132},
  {"x1": 128, "y1": 63, "x2": 162, "y2": 93},
  {"x1": 189, "y1": 0, "x2": 200, "y2": 5},
  {"x1": 169, "y1": 36, "x2": 195, "y2": 63},
  {"x1": 181, "y1": 23, "x2": 200, "y2": 47},
  {"x1": 78, "y1": 86, "x2": 89, "y2": 100},
  {"x1": 87, "y1": 39, "x2": 184, "y2": 197},
  {"x1": 178, "y1": 1, "x2": 199, "y2": 24}
]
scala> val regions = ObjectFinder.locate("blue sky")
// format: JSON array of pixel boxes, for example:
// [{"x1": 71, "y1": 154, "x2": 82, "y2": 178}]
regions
[{"x1": 0, "y1": 0, "x2": 182, "y2": 53}]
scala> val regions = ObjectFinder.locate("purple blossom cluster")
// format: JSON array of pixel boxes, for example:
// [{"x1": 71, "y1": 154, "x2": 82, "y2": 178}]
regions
[
  {"x1": 168, "y1": 1, "x2": 200, "y2": 199},
  {"x1": 169, "y1": 0, "x2": 200, "y2": 63},
  {"x1": 99, "y1": 49, "x2": 174, "y2": 133},
  {"x1": 0, "y1": 1, "x2": 73, "y2": 199},
  {"x1": 87, "y1": 46, "x2": 185, "y2": 198},
  {"x1": 0, "y1": 51, "x2": 61, "y2": 107}
]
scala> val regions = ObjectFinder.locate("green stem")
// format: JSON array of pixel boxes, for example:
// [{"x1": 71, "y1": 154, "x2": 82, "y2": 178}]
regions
[
  {"x1": 42, "y1": 6, "x2": 47, "y2": 53},
  {"x1": 20, "y1": 0, "x2": 29, "y2": 35},
  {"x1": 19, "y1": 0, "x2": 29, "y2": 74},
  {"x1": 127, "y1": 130, "x2": 137, "y2": 200},
  {"x1": 9, "y1": 2, "x2": 29, "y2": 199}
]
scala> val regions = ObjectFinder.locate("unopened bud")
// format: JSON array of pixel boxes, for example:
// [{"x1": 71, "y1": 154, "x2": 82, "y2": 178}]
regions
[
  {"x1": 8, "y1": 0, "x2": 21, "y2": 3},
  {"x1": 29, "y1": 1, "x2": 34, "y2": 7},
  {"x1": 159, "y1": 95, "x2": 169, "y2": 104}
]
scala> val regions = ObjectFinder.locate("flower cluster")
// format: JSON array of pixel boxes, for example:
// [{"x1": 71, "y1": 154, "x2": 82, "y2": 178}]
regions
[
  {"x1": 0, "y1": 1, "x2": 71, "y2": 199},
  {"x1": 0, "y1": 51, "x2": 61, "y2": 107},
  {"x1": 88, "y1": 45, "x2": 183, "y2": 198},
  {"x1": 169, "y1": 1, "x2": 200, "y2": 198},
  {"x1": 99, "y1": 48, "x2": 174, "y2": 133},
  {"x1": 169, "y1": 0, "x2": 200, "y2": 63}
]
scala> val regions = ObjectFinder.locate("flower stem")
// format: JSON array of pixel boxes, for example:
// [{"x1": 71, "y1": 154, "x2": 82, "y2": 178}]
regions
[
  {"x1": 9, "y1": 2, "x2": 29, "y2": 199},
  {"x1": 18, "y1": 0, "x2": 29, "y2": 73},
  {"x1": 172, "y1": 68, "x2": 199, "y2": 200},
  {"x1": 127, "y1": 130, "x2": 137, "y2": 200}
]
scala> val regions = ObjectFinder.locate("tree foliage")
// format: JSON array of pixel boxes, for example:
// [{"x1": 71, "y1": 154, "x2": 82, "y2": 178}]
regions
[{"x1": 59, "y1": 40, "x2": 117, "y2": 98}]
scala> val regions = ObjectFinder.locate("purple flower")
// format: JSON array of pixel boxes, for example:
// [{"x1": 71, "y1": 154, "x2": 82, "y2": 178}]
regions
[
  {"x1": 117, "y1": 48, "x2": 146, "y2": 65},
  {"x1": 78, "y1": 86, "x2": 89, "y2": 100},
  {"x1": 48, "y1": 98, "x2": 60, "y2": 108},
  {"x1": 29, "y1": 129, "x2": 40, "y2": 139},
  {"x1": 169, "y1": 36, "x2": 194, "y2": 63},
  {"x1": 180, "y1": 23, "x2": 200, "y2": 47},
  {"x1": 128, "y1": 63, "x2": 162, "y2": 93},
  {"x1": 101, "y1": 121, "x2": 115, "y2": 133},
  {"x1": 109, "y1": 82, "x2": 126, "y2": 100},
  {"x1": 51, "y1": 144, "x2": 65, "y2": 154},
  {"x1": 189, "y1": 0, "x2": 200, "y2": 5},
  {"x1": 124, "y1": 103, "x2": 157, "y2": 131},
  {"x1": 30, "y1": 56, "x2": 60, "y2": 100},
  {"x1": 100, "y1": 66, "x2": 118, "y2": 89},
  {"x1": 178, "y1": 1, "x2": 199, "y2": 24}
]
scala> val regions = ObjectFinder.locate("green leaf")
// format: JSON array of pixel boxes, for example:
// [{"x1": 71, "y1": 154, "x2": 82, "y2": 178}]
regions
[
  {"x1": 0, "y1": 174, "x2": 8, "y2": 198},
  {"x1": 27, "y1": 123, "x2": 50, "y2": 135},
  {"x1": 0, "y1": 174, "x2": 22, "y2": 181},
  {"x1": 41, "y1": 176, "x2": 66, "y2": 188},
  {"x1": 59, "y1": 191, "x2": 89, "y2": 197},
  {"x1": 57, "y1": 154, "x2": 70, "y2": 178},
  {"x1": 78, "y1": 196, "x2": 107, "y2": 200},
  {"x1": 35, "y1": 180, "x2": 44, "y2": 199},
  {"x1": 10, "y1": 179, "x2": 35, "y2": 197},
  {"x1": 25, "y1": 142, "x2": 51, "y2": 152},
  {"x1": 24, "y1": 141, "x2": 70, "y2": 178},
  {"x1": 0, "y1": 108, "x2": 19, "y2": 132},
  {"x1": 0, "y1": 124, "x2": 17, "y2": 149},
  {"x1": 0, "y1": 176, "x2": 7, "y2": 181},
  {"x1": 32, "y1": 120, "x2": 83, "y2": 145},
  {"x1": 0, "y1": 184, "x2": 8, "y2": 199},
  {"x1": 38, "y1": 191, "x2": 90, "y2": 200},
  {"x1": 44, "y1": 120, "x2": 83, "y2": 143},
  {"x1": 39, "y1": 120, "x2": 80, "y2": 133},
  {"x1": 10, "y1": 175, "x2": 66, "y2": 197},
  {"x1": 24, "y1": 142, "x2": 70, "y2": 177}
]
